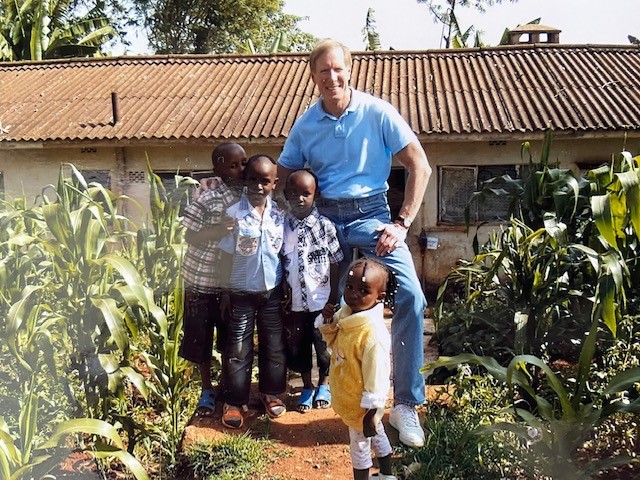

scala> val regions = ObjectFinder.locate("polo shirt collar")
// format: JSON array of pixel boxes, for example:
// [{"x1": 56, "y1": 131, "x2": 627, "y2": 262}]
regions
[{"x1": 314, "y1": 88, "x2": 360, "y2": 120}]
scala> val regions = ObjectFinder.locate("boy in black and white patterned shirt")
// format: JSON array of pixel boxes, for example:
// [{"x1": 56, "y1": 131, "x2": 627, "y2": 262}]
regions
[{"x1": 282, "y1": 169, "x2": 344, "y2": 413}]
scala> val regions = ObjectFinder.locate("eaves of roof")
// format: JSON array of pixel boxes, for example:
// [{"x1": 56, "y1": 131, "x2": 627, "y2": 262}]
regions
[{"x1": 1, "y1": 43, "x2": 639, "y2": 145}]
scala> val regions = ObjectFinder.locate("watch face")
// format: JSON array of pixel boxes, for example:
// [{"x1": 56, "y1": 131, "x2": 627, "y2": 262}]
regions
[{"x1": 397, "y1": 216, "x2": 411, "y2": 228}]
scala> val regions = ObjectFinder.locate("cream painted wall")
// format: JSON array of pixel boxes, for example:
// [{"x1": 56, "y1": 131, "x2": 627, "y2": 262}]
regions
[{"x1": 1, "y1": 135, "x2": 636, "y2": 296}]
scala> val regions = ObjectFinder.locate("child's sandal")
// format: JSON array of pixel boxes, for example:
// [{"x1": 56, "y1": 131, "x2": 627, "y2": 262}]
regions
[
  {"x1": 296, "y1": 388, "x2": 315, "y2": 413},
  {"x1": 221, "y1": 403, "x2": 244, "y2": 429},
  {"x1": 195, "y1": 388, "x2": 216, "y2": 417},
  {"x1": 260, "y1": 394, "x2": 286, "y2": 418},
  {"x1": 313, "y1": 384, "x2": 331, "y2": 409}
]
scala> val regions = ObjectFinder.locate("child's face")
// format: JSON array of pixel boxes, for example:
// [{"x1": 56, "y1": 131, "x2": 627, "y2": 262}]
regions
[
  {"x1": 213, "y1": 148, "x2": 246, "y2": 187},
  {"x1": 244, "y1": 157, "x2": 278, "y2": 206},
  {"x1": 344, "y1": 263, "x2": 386, "y2": 313},
  {"x1": 285, "y1": 172, "x2": 317, "y2": 219}
]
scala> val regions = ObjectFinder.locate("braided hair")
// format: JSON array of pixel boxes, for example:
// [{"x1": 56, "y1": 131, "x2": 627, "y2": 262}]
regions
[{"x1": 349, "y1": 257, "x2": 398, "y2": 310}]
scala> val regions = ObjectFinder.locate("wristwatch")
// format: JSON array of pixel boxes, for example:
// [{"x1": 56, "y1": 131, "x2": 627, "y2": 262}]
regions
[{"x1": 395, "y1": 215, "x2": 412, "y2": 229}]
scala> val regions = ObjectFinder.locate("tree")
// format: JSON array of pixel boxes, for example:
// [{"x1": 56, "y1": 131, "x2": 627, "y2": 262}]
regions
[
  {"x1": 0, "y1": 0, "x2": 116, "y2": 61},
  {"x1": 127, "y1": 0, "x2": 314, "y2": 54},
  {"x1": 417, "y1": 0, "x2": 518, "y2": 48},
  {"x1": 449, "y1": 9, "x2": 485, "y2": 48},
  {"x1": 362, "y1": 8, "x2": 381, "y2": 51}
]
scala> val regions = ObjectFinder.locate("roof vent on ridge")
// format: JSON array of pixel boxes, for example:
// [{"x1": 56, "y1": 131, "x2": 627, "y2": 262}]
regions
[{"x1": 507, "y1": 24, "x2": 561, "y2": 45}]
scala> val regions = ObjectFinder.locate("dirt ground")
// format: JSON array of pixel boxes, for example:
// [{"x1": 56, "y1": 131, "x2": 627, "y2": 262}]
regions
[
  {"x1": 181, "y1": 317, "x2": 437, "y2": 479},
  {"x1": 182, "y1": 386, "x2": 414, "y2": 480}
]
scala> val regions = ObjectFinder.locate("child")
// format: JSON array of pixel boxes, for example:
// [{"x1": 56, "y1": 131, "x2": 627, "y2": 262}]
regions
[
  {"x1": 282, "y1": 169, "x2": 343, "y2": 413},
  {"x1": 217, "y1": 154, "x2": 287, "y2": 429},
  {"x1": 179, "y1": 142, "x2": 247, "y2": 417},
  {"x1": 318, "y1": 258, "x2": 398, "y2": 480}
]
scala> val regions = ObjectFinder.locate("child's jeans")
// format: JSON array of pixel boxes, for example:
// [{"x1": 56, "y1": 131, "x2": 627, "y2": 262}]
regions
[
  {"x1": 178, "y1": 287, "x2": 226, "y2": 364},
  {"x1": 284, "y1": 310, "x2": 330, "y2": 379},
  {"x1": 348, "y1": 410, "x2": 392, "y2": 470},
  {"x1": 222, "y1": 285, "x2": 286, "y2": 407}
]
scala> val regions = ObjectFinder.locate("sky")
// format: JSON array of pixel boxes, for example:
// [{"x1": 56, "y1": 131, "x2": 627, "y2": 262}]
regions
[
  {"x1": 118, "y1": 0, "x2": 639, "y2": 55},
  {"x1": 283, "y1": 0, "x2": 639, "y2": 50}
]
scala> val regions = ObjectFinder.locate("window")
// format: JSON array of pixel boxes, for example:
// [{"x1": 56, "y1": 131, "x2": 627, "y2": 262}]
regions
[
  {"x1": 439, "y1": 165, "x2": 517, "y2": 224},
  {"x1": 81, "y1": 170, "x2": 111, "y2": 189},
  {"x1": 156, "y1": 171, "x2": 193, "y2": 213}
]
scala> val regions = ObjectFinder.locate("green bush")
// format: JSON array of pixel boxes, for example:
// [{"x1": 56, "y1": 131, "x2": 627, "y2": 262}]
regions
[{"x1": 405, "y1": 368, "x2": 533, "y2": 479}]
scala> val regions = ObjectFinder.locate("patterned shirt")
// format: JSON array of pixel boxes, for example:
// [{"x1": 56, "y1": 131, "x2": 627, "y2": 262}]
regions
[
  {"x1": 181, "y1": 178, "x2": 239, "y2": 293},
  {"x1": 218, "y1": 195, "x2": 286, "y2": 293},
  {"x1": 282, "y1": 208, "x2": 344, "y2": 312}
]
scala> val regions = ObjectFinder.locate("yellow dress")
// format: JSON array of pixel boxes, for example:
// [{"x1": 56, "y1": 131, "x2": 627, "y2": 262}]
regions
[{"x1": 318, "y1": 303, "x2": 391, "y2": 431}]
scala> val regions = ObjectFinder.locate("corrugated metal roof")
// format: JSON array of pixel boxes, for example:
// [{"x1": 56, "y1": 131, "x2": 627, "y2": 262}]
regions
[{"x1": 1, "y1": 44, "x2": 639, "y2": 144}]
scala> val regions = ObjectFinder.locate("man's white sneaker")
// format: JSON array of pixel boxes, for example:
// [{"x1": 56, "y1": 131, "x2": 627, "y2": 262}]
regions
[
  {"x1": 389, "y1": 404, "x2": 425, "y2": 447},
  {"x1": 369, "y1": 474, "x2": 397, "y2": 479}
]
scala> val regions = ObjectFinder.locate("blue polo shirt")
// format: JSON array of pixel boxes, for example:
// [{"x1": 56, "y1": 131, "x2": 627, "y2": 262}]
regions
[{"x1": 278, "y1": 88, "x2": 417, "y2": 200}]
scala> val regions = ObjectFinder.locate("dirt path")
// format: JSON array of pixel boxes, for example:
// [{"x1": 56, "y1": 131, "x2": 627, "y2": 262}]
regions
[
  {"x1": 182, "y1": 389, "x2": 409, "y2": 480},
  {"x1": 182, "y1": 316, "x2": 437, "y2": 479}
]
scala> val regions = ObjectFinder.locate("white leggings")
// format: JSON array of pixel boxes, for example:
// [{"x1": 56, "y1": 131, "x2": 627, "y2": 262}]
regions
[{"x1": 348, "y1": 413, "x2": 393, "y2": 470}]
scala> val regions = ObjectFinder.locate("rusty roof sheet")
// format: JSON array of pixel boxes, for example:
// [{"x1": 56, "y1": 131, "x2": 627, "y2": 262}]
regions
[{"x1": 1, "y1": 44, "x2": 639, "y2": 144}]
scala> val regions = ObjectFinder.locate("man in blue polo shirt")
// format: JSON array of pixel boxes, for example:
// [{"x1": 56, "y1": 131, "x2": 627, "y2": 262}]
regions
[{"x1": 277, "y1": 39, "x2": 432, "y2": 448}]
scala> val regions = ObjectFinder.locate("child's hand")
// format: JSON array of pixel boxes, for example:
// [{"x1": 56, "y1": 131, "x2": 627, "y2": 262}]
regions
[
  {"x1": 222, "y1": 215, "x2": 235, "y2": 231},
  {"x1": 321, "y1": 302, "x2": 336, "y2": 323},
  {"x1": 363, "y1": 409, "x2": 377, "y2": 438},
  {"x1": 281, "y1": 284, "x2": 292, "y2": 314},
  {"x1": 193, "y1": 177, "x2": 220, "y2": 201}
]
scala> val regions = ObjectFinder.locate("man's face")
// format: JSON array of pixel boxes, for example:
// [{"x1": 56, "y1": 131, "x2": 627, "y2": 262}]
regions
[{"x1": 311, "y1": 47, "x2": 351, "y2": 106}]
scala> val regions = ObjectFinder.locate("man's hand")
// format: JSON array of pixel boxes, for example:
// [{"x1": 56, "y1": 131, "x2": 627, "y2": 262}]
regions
[{"x1": 374, "y1": 223, "x2": 408, "y2": 257}]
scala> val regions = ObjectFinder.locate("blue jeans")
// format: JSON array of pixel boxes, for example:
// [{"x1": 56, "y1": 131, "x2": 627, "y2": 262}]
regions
[
  {"x1": 222, "y1": 286, "x2": 287, "y2": 407},
  {"x1": 318, "y1": 193, "x2": 427, "y2": 406}
]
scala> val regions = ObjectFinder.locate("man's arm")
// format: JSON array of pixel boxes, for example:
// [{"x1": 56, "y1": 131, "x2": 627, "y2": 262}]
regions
[
  {"x1": 276, "y1": 163, "x2": 296, "y2": 194},
  {"x1": 374, "y1": 140, "x2": 431, "y2": 256},
  {"x1": 394, "y1": 140, "x2": 431, "y2": 222}
]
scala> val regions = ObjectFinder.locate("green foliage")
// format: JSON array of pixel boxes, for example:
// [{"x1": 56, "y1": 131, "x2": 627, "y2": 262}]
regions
[
  {"x1": 132, "y1": 161, "x2": 196, "y2": 459},
  {"x1": 437, "y1": 137, "x2": 638, "y2": 360},
  {"x1": 0, "y1": 0, "x2": 117, "y2": 61},
  {"x1": 417, "y1": 0, "x2": 518, "y2": 48},
  {"x1": 425, "y1": 351, "x2": 640, "y2": 477},
  {"x1": 181, "y1": 433, "x2": 273, "y2": 480},
  {"x1": 0, "y1": 161, "x2": 205, "y2": 476},
  {"x1": 429, "y1": 142, "x2": 640, "y2": 476},
  {"x1": 362, "y1": 8, "x2": 381, "y2": 51},
  {"x1": 0, "y1": 403, "x2": 149, "y2": 480},
  {"x1": 131, "y1": 0, "x2": 315, "y2": 54},
  {"x1": 405, "y1": 368, "x2": 531, "y2": 479}
]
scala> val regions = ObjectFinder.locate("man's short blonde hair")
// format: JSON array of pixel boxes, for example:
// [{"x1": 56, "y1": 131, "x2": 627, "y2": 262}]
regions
[{"x1": 309, "y1": 39, "x2": 352, "y2": 73}]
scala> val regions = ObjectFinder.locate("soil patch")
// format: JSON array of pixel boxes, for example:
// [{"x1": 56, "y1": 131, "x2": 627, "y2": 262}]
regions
[{"x1": 180, "y1": 386, "x2": 418, "y2": 480}]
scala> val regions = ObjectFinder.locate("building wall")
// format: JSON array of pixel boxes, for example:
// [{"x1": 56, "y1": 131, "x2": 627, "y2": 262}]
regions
[
  {"x1": 1, "y1": 135, "x2": 637, "y2": 295},
  {"x1": 411, "y1": 135, "x2": 639, "y2": 294}
]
